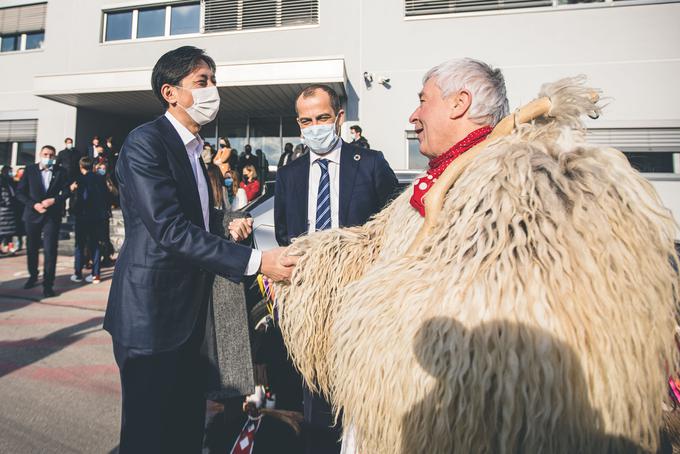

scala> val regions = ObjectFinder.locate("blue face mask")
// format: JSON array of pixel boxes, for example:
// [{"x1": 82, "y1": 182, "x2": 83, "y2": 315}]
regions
[
  {"x1": 301, "y1": 118, "x2": 340, "y2": 155},
  {"x1": 96, "y1": 168, "x2": 106, "y2": 176},
  {"x1": 224, "y1": 177, "x2": 233, "y2": 187},
  {"x1": 41, "y1": 157, "x2": 55, "y2": 168}
]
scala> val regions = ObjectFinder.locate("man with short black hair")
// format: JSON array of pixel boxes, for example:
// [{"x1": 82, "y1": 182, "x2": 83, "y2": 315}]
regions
[
  {"x1": 87, "y1": 136, "x2": 100, "y2": 159},
  {"x1": 349, "y1": 124, "x2": 370, "y2": 148},
  {"x1": 16, "y1": 145, "x2": 70, "y2": 297},
  {"x1": 106, "y1": 45, "x2": 296, "y2": 454},
  {"x1": 56, "y1": 137, "x2": 82, "y2": 183}
]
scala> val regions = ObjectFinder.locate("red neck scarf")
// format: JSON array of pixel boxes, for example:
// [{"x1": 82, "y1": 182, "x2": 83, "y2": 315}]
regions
[{"x1": 410, "y1": 126, "x2": 492, "y2": 217}]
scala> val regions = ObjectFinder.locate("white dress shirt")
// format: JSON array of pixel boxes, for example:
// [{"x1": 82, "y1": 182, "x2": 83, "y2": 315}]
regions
[
  {"x1": 164, "y1": 112, "x2": 261, "y2": 275},
  {"x1": 41, "y1": 166, "x2": 52, "y2": 191},
  {"x1": 308, "y1": 140, "x2": 342, "y2": 233}
]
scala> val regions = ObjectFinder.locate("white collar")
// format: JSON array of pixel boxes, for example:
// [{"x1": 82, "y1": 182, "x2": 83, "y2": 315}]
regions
[
  {"x1": 164, "y1": 111, "x2": 203, "y2": 151},
  {"x1": 309, "y1": 139, "x2": 343, "y2": 166}
]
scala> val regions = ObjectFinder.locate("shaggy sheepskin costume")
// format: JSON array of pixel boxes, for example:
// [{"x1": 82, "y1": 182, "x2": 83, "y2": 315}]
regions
[{"x1": 277, "y1": 77, "x2": 680, "y2": 453}]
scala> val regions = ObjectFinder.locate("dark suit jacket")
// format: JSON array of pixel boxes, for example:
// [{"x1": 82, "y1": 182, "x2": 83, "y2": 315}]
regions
[
  {"x1": 70, "y1": 172, "x2": 109, "y2": 220},
  {"x1": 15, "y1": 164, "x2": 69, "y2": 224},
  {"x1": 274, "y1": 141, "x2": 398, "y2": 246},
  {"x1": 56, "y1": 147, "x2": 84, "y2": 183},
  {"x1": 105, "y1": 115, "x2": 253, "y2": 352}
]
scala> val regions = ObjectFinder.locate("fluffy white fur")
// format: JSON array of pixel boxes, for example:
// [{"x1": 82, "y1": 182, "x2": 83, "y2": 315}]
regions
[{"x1": 277, "y1": 77, "x2": 680, "y2": 453}]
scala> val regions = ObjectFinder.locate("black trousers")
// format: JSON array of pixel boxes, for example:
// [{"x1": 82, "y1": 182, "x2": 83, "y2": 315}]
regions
[
  {"x1": 25, "y1": 217, "x2": 60, "y2": 288},
  {"x1": 303, "y1": 386, "x2": 342, "y2": 454},
  {"x1": 113, "y1": 315, "x2": 208, "y2": 454}
]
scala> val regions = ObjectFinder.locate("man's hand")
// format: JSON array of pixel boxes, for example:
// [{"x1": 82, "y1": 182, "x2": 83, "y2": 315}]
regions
[
  {"x1": 229, "y1": 217, "x2": 253, "y2": 242},
  {"x1": 41, "y1": 198, "x2": 56, "y2": 208},
  {"x1": 261, "y1": 247, "x2": 299, "y2": 282},
  {"x1": 33, "y1": 203, "x2": 47, "y2": 214}
]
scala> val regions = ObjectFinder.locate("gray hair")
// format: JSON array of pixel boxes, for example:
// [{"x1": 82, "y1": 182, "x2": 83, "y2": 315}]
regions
[{"x1": 424, "y1": 58, "x2": 509, "y2": 126}]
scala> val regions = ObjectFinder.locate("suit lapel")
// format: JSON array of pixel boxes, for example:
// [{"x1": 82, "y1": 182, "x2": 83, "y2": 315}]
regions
[
  {"x1": 157, "y1": 116, "x2": 204, "y2": 227},
  {"x1": 339, "y1": 142, "x2": 359, "y2": 226},
  {"x1": 32, "y1": 165, "x2": 47, "y2": 198},
  {"x1": 293, "y1": 155, "x2": 310, "y2": 235}
]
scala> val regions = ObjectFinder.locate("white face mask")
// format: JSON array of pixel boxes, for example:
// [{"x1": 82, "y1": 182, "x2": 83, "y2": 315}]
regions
[
  {"x1": 65, "y1": 143, "x2": 72, "y2": 149},
  {"x1": 176, "y1": 85, "x2": 220, "y2": 125},
  {"x1": 301, "y1": 119, "x2": 340, "y2": 155}
]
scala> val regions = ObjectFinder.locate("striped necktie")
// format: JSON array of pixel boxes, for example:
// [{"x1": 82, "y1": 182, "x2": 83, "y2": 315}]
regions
[{"x1": 315, "y1": 159, "x2": 331, "y2": 231}]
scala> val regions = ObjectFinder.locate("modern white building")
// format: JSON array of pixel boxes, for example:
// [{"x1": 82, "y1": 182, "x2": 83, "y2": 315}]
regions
[{"x1": 1, "y1": 0, "x2": 679, "y2": 224}]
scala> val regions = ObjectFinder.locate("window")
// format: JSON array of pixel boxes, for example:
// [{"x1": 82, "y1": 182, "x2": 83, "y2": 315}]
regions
[
  {"x1": 204, "y1": 0, "x2": 319, "y2": 33},
  {"x1": 170, "y1": 3, "x2": 200, "y2": 35},
  {"x1": 250, "y1": 117, "x2": 281, "y2": 164},
  {"x1": 0, "y1": 34, "x2": 19, "y2": 52},
  {"x1": 0, "y1": 3, "x2": 47, "y2": 52},
  {"x1": 105, "y1": 10, "x2": 133, "y2": 41},
  {"x1": 403, "y1": 0, "x2": 652, "y2": 16},
  {"x1": 406, "y1": 131, "x2": 429, "y2": 170},
  {"x1": 103, "y1": 2, "x2": 199, "y2": 43},
  {"x1": 17, "y1": 142, "x2": 36, "y2": 166},
  {"x1": 25, "y1": 31, "x2": 44, "y2": 50},
  {"x1": 0, "y1": 142, "x2": 10, "y2": 166},
  {"x1": 586, "y1": 128, "x2": 680, "y2": 174},
  {"x1": 137, "y1": 7, "x2": 166, "y2": 38}
]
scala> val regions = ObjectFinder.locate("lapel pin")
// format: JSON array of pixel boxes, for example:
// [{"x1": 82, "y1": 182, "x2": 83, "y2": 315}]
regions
[{"x1": 354, "y1": 154, "x2": 361, "y2": 161}]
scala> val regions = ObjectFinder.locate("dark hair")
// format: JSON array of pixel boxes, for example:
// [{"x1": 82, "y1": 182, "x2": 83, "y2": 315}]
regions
[
  {"x1": 1, "y1": 165, "x2": 10, "y2": 175},
  {"x1": 79, "y1": 156, "x2": 93, "y2": 169},
  {"x1": 284, "y1": 142, "x2": 293, "y2": 153},
  {"x1": 92, "y1": 136, "x2": 100, "y2": 141},
  {"x1": 106, "y1": 136, "x2": 113, "y2": 143},
  {"x1": 151, "y1": 46, "x2": 216, "y2": 108},
  {"x1": 65, "y1": 137, "x2": 73, "y2": 143},
  {"x1": 41, "y1": 145, "x2": 56, "y2": 153},
  {"x1": 296, "y1": 84, "x2": 341, "y2": 115},
  {"x1": 206, "y1": 163, "x2": 225, "y2": 208},
  {"x1": 95, "y1": 144, "x2": 105, "y2": 151},
  {"x1": 350, "y1": 125, "x2": 362, "y2": 134},
  {"x1": 219, "y1": 137, "x2": 230, "y2": 148},
  {"x1": 244, "y1": 144, "x2": 252, "y2": 154}
]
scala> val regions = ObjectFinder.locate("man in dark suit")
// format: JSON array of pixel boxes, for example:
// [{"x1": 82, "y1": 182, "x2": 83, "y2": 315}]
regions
[
  {"x1": 105, "y1": 46, "x2": 296, "y2": 454},
  {"x1": 16, "y1": 145, "x2": 70, "y2": 297},
  {"x1": 55, "y1": 137, "x2": 82, "y2": 184},
  {"x1": 86, "y1": 136, "x2": 100, "y2": 159},
  {"x1": 349, "y1": 124, "x2": 370, "y2": 149},
  {"x1": 274, "y1": 84, "x2": 399, "y2": 453}
]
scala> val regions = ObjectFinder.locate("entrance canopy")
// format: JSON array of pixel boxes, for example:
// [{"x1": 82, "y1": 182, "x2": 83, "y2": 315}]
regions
[{"x1": 34, "y1": 57, "x2": 346, "y2": 118}]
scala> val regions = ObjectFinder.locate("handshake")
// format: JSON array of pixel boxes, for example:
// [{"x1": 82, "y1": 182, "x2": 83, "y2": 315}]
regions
[{"x1": 228, "y1": 217, "x2": 298, "y2": 283}]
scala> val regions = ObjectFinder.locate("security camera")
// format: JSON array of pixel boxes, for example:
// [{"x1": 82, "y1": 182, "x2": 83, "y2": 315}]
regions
[
  {"x1": 378, "y1": 76, "x2": 390, "y2": 85},
  {"x1": 363, "y1": 72, "x2": 373, "y2": 83}
]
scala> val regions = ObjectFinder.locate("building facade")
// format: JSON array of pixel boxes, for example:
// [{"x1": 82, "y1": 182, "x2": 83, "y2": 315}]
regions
[{"x1": 1, "y1": 0, "x2": 679, "y2": 223}]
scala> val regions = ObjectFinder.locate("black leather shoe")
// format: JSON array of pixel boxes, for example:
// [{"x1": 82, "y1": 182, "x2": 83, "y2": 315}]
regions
[
  {"x1": 43, "y1": 287, "x2": 57, "y2": 298},
  {"x1": 24, "y1": 277, "x2": 37, "y2": 289}
]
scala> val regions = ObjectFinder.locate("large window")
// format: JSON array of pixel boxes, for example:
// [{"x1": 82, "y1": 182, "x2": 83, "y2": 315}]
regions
[
  {"x1": 0, "y1": 120, "x2": 38, "y2": 167},
  {"x1": 0, "y1": 3, "x2": 46, "y2": 52},
  {"x1": 103, "y1": 2, "x2": 200, "y2": 42},
  {"x1": 403, "y1": 0, "x2": 665, "y2": 16},
  {"x1": 17, "y1": 142, "x2": 36, "y2": 166},
  {"x1": 204, "y1": 0, "x2": 319, "y2": 33},
  {"x1": 0, "y1": 142, "x2": 10, "y2": 166}
]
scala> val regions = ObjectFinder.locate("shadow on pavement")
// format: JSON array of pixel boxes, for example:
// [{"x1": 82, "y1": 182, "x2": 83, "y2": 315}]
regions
[{"x1": 0, "y1": 316, "x2": 105, "y2": 379}]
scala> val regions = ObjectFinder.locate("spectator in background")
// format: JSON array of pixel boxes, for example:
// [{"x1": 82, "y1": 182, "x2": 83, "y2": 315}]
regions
[
  {"x1": 291, "y1": 143, "x2": 308, "y2": 161},
  {"x1": 95, "y1": 161, "x2": 117, "y2": 266},
  {"x1": 349, "y1": 125, "x2": 370, "y2": 148},
  {"x1": 88, "y1": 136, "x2": 101, "y2": 158},
  {"x1": 238, "y1": 144, "x2": 257, "y2": 173},
  {"x1": 278, "y1": 142, "x2": 294, "y2": 168},
  {"x1": 201, "y1": 143, "x2": 215, "y2": 167},
  {"x1": 94, "y1": 144, "x2": 109, "y2": 166},
  {"x1": 255, "y1": 148, "x2": 269, "y2": 183},
  {"x1": 16, "y1": 145, "x2": 71, "y2": 298},
  {"x1": 240, "y1": 164, "x2": 260, "y2": 202},
  {"x1": 226, "y1": 169, "x2": 248, "y2": 211},
  {"x1": 70, "y1": 157, "x2": 108, "y2": 284},
  {"x1": 0, "y1": 166, "x2": 18, "y2": 255},
  {"x1": 12, "y1": 168, "x2": 25, "y2": 252},
  {"x1": 213, "y1": 137, "x2": 237, "y2": 176},
  {"x1": 105, "y1": 137, "x2": 119, "y2": 181},
  {"x1": 206, "y1": 163, "x2": 227, "y2": 211},
  {"x1": 56, "y1": 137, "x2": 82, "y2": 183}
]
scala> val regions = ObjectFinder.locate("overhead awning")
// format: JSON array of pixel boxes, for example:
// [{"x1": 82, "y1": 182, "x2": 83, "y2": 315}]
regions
[{"x1": 34, "y1": 58, "x2": 346, "y2": 118}]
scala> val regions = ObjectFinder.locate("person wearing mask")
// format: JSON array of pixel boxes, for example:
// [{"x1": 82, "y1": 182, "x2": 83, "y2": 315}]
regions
[
  {"x1": 16, "y1": 145, "x2": 71, "y2": 297},
  {"x1": 94, "y1": 161, "x2": 117, "y2": 266},
  {"x1": 93, "y1": 144, "x2": 109, "y2": 167},
  {"x1": 213, "y1": 137, "x2": 237, "y2": 176},
  {"x1": 105, "y1": 46, "x2": 295, "y2": 454},
  {"x1": 237, "y1": 144, "x2": 256, "y2": 173},
  {"x1": 105, "y1": 137, "x2": 119, "y2": 180},
  {"x1": 240, "y1": 164, "x2": 260, "y2": 202},
  {"x1": 70, "y1": 157, "x2": 109, "y2": 284},
  {"x1": 56, "y1": 137, "x2": 82, "y2": 183},
  {"x1": 278, "y1": 142, "x2": 294, "y2": 168},
  {"x1": 272, "y1": 84, "x2": 399, "y2": 454},
  {"x1": 0, "y1": 166, "x2": 18, "y2": 255},
  {"x1": 291, "y1": 143, "x2": 308, "y2": 161},
  {"x1": 225, "y1": 169, "x2": 248, "y2": 211},
  {"x1": 349, "y1": 125, "x2": 370, "y2": 149}
]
